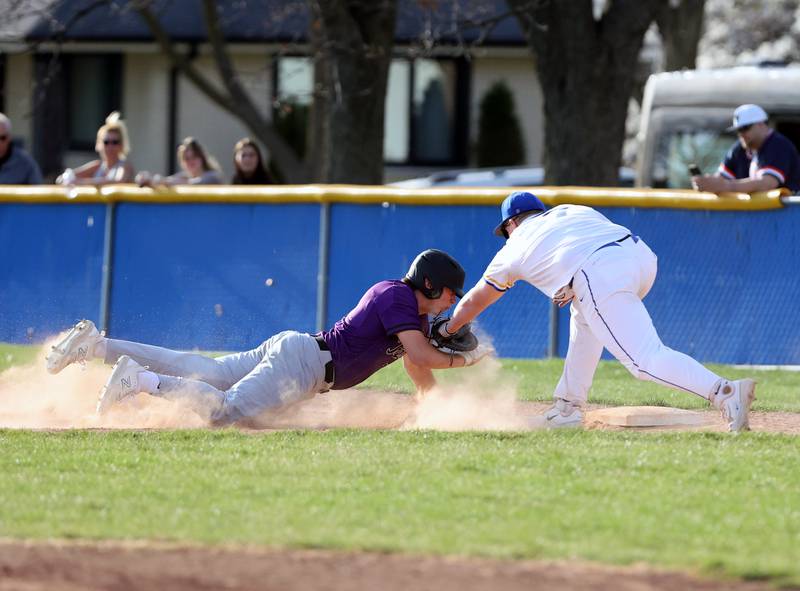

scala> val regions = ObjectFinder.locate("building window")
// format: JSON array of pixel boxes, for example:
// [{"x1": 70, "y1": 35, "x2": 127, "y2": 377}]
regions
[
  {"x1": 65, "y1": 54, "x2": 122, "y2": 151},
  {"x1": 274, "y1": 55, "x2": 469, "y2": 167},
  {"x1": 0, "y1": 53, "x2": 6, "y2": 113},
  {"x1": 272, "y1": 56, "x2": 313, "y2": 162},
  {"x1": 387, "y1": 57, "x2": 468, "y2": 166},
  {"x1": 410, "y1": 59, "x2": 455, "y2": 163},
  {"x1": 276, "y1": 56, "x2": 314, "y2": 106}
]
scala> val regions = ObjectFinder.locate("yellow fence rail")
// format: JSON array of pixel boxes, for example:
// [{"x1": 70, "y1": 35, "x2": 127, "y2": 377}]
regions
[{"x1": 0, "y1": 184, "x2": 786, "y2": 210}]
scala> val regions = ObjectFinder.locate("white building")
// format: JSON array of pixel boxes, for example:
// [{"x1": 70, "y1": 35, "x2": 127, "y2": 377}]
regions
[{"x1": 0, "y1": 0, "x2": 544, "y2": 182}]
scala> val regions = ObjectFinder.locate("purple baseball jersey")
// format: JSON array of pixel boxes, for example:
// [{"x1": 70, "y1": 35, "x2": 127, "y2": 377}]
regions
[{"x1": 320, "y1": 280, "x2": 427, "y2": 390}]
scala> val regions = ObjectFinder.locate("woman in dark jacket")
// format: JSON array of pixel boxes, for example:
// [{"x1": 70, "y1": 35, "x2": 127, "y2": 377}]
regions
[{"x1": 231, "y1": 137, "x2": 274, "y2": 184}]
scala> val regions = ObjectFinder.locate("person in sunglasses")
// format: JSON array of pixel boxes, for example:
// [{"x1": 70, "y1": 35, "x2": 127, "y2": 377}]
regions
[
  {"x1": 0, "y1": 112, "x2": 43, "y2": 185},
  {"x1": 692, "y1": 104, "x2": 800, "y2": 195},
  {"x1": 57, "y1": 111, "x2": 136, "y2": 185}
]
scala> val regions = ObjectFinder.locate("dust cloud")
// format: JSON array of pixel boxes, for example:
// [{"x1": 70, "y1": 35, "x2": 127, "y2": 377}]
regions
[
  {"x1": 0, "y1": 336, "x2": 205, "y2": 430},
  {"x1": 0, "y1": 338, "x2": 543, "y2": 432},
  {"x1": 404, "y1": 357, "x2": 544, "y2": 431}
]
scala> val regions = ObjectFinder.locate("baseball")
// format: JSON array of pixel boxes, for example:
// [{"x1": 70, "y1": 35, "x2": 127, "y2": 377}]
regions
[{"x1": 265, "y1": 278, "x2": 274, "y2": 287}]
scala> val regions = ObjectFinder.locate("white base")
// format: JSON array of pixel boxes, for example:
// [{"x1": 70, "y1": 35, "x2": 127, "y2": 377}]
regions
[{"x1": 587, "y1": 406, "x2": 705, "y2": 428}]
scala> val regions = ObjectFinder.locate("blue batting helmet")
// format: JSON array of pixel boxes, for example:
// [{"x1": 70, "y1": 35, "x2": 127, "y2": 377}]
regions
[{"x1": 493, "y1": 191, "x2": 546, "y2": 237}]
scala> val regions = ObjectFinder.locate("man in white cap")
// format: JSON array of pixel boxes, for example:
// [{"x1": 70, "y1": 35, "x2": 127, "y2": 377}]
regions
[{"x1": 693, "y1": 104, "x2": 800, "y2": 194}]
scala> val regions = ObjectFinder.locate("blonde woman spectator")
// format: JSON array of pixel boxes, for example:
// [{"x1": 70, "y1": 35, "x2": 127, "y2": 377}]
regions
[
  {"x1": 137, "y1": 137, "x2": 223, "y2": 187},
  {"x1": 57, "y1": 111, "x2": 135, "y2": 185}
]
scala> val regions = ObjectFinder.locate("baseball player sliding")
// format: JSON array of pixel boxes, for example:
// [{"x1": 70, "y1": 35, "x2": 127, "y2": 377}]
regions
[
  {"x1": 46, "y1": 249, "x2": 490, "y2": 423},
  {"x1": 435, "y1": 191, "x2": 755, "y2": 432}
]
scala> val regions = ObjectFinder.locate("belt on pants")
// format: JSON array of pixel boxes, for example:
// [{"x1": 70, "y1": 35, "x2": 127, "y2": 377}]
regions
[
  {"x1": 595, "y1": 233, "x2": 634, "y2": 252},
  {"x1": 315, "y1": 336, "x2": 335, "y2": 385},
  {"x1": 568, "y1": 235, "x2": 637, "y2": 288}
]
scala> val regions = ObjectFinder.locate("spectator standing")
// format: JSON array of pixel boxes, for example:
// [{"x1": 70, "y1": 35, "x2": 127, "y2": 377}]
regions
[
  {"x1": 231, "y1": 138, "x2": 274, "y2": 184},
  {"x1": 57, "y1": 111, "x2": 136, "y2": 185},
  {"x1": 137, "y1": 137, "x2": 222, "y2": 187},
  {"x1": 693, "y1": 104, "x2": 800, "y2": 194},
  {"x1": 0, "y1": 113, "x2": 43, "y2": 184}
]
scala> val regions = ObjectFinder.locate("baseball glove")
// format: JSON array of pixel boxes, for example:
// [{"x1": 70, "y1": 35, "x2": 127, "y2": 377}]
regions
[{"x1": 430, "y1": 317, "x2": 479, "y2": 352}]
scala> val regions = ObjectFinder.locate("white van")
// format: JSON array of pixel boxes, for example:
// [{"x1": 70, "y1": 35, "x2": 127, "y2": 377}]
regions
[{"x1": 636, "y1": 65, "x2": 800, "y2": 188}]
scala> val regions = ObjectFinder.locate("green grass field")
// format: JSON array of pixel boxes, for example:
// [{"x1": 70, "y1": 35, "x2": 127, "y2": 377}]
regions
[{"x1": 1, "y1": 343, "x2": 799, "y2": 585}]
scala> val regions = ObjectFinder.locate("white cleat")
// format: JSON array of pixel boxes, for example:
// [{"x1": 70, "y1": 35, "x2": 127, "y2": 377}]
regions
[
  {"x1": 543, "y1": 398, "x2": 584, "y2": 429},
  {"x1": 96, "y1": 355, "x2": 144, "y2": 415},
  {"x1": 45, "y1": 319, "x2": 102, "y2": 374},
  {"x1": 713, "y1": 379, "x2": 756, "y2": 432}
]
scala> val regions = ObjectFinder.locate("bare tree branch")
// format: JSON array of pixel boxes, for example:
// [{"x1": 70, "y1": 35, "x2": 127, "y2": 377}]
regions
[
  {"x1": 200, "y1": 0, "x2": 307, "y2": 180},
  {"x1": 134, "y1": 2, "x2": 237, "y2": 111},
  {"x1": 133, "y1": 0, "x2": 308, "y2": 182}
]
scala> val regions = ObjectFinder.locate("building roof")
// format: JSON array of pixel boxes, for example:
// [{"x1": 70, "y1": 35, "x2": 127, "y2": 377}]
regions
[
  {"x1": 24, "y1": 0, "x2": 526, "y2": 46},
  {"x1": 0, "y1": 0, "x2": 56, "y2": 42}
]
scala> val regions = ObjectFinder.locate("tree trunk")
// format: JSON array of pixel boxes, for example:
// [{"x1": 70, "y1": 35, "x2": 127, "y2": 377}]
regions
[
  {"x1": 508, "y1": 0, "x2": 660, "y2": 186},
  {"x1": 309, "y1": 0, "x2": 396, "y2": 184},
  {"x1": 656, "y1": 0, "x2": 706, "y2": 72}
]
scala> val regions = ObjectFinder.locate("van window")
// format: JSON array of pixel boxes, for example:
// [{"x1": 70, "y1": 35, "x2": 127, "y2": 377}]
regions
[
  {"x1": 644, "y1": 109, "x2": 732, "y2": 188},
  {"x1": 653, "y1": 127, "x2": 735, "y2": 188}
]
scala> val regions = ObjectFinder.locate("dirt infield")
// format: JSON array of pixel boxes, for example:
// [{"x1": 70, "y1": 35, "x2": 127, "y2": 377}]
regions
[
  {"x1": 0, "y1": 540, "x2": 780, "y2": 591},
  {"x1": 0, "y1": 346, "x2": 798, "y2": 433}
]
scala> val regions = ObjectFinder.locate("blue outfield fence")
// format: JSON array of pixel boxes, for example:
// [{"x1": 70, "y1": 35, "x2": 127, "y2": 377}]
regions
[
  {"x1": 0, "y1": 203, "x2": 107, "y2": 341},
  {"x1": 0, "y1": 186, "x2": 797, "y2": 364}
]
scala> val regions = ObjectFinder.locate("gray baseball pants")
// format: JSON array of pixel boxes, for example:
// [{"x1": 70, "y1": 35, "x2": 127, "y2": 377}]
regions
[{"x1": 104, "y1": 330, "x2": 333, "y2": 424}]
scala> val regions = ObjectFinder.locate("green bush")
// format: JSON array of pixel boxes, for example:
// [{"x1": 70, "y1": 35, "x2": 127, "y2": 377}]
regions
[{"x1": 476, "y1": 81, "x2": 526, "y2": 168}]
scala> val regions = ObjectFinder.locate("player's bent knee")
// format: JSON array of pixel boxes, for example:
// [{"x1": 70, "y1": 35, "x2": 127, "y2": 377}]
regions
[
  {"x1": 622, "y1": 349, "x2": 665, "y2": 382},
  {"x1": 619, "y1": 359, "x2": 647, "y2": 380}
]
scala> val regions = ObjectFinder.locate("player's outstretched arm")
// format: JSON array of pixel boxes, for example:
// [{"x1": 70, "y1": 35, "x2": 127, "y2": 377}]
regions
[
  {"x1": 398, "y1": 330, "x2": 466, "y2": 368},
  {"x1": 397, "y1": 329, "x2": 490, "y2": 369},
  {"x1": 446, "y1": 280, "x2": 505, "y2": 334}
]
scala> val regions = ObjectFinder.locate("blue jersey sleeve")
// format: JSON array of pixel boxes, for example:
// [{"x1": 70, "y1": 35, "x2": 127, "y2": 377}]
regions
[
  {"x1": 755, "y1": 133, "x2": 793, "y2": 186},
  {"x1": 718, "y1": 143, "x2": 741, "y2": 179}
]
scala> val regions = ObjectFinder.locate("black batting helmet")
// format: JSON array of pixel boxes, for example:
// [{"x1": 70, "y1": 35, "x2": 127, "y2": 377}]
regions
[{"x1": 404, "y1": 249, "x2": 465, "y2": 299}]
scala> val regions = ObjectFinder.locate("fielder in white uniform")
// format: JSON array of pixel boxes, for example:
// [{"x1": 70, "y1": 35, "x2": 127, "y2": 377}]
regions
[{"x1": 436, "y1": 191, "x2": 755, "y2": 432}]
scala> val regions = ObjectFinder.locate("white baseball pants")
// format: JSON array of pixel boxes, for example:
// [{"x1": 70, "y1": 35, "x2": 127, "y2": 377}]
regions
[
  {"x1": 553, "y1": 237, "x2": 722, "y2": 405},
  {"x1": 104, "y1": 330, "x2": 333, "y2": 423}
]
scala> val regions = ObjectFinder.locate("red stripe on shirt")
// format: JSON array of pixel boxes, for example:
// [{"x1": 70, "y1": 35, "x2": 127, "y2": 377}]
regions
[
  {"x1": 718, "y1": 164, "x2": 735, "y2": 179},
  {"x1": 757, "y1": 166, "x2": 785, "y2": 183}
]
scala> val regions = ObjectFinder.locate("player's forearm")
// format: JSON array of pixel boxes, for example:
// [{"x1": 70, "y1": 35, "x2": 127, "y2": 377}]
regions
[
  {"x1": 448, "y1": 281, "x2": 503, "y2": 332},
  {"x1": 406, "y1": 346, "x2": 467, "y2": 369},
  {"x1": 398, "y1": 330, "x2": 468, "y2": 369},
  {"x1": 403, "y1": 357, "x2": 436, "y2": 393},
  {"x1": 726, "y1": 176, "x2": 780, "y2": 193}
]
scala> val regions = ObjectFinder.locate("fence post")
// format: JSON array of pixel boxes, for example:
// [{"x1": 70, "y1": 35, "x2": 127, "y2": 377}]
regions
[
  {"x1": 316, "y1": 202, "x2": 331, "y2": 333},
  {"x1": 98, "y1": 201, "x2": 116, "y2": 334}
]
